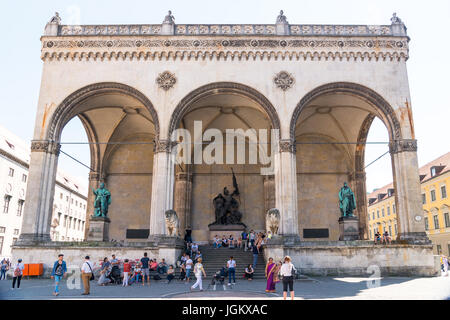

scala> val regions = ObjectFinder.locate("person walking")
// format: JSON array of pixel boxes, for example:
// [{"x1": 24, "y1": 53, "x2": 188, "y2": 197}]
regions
[
  {"x1": 252, "y1": 242, "x2": 259, "y2": 268},
  {"x1": 265, "y1": 257, "x2": 277, "y2": 293},
  {"x1": 81, "y1": 256, "x2": 94, "y2": 295},
  {"x1": 190, "y1": 258, "x2": 206, "y2": 291},
  {"x1": 227, "y1": 256, "x2": 236, "y2": 285},
  {"x1": 140, "y1": 252, "x2": 151, "y2": 286},
  {"x1": 280, "y1": 256, "x2": 296, "y2": 300},
  {"x1": 122, "y1": 259, "x2": 131, "y2": 286},
  {"x1": 11, "y1": 258, "x2": 24, "y2": 289},
  {"x1": 51, "y1": 254, "x2": 67, "y2": 296},
  {"x1": 0, "y1": 258, "x2": 8, "y2": 280}
]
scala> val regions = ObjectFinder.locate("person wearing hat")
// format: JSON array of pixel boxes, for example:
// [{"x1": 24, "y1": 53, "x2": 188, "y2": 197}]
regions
[
  {"x1": 81, "y1": 256, "x2": 94, "y2": 295},
  {"x1": 11, "y1": 258, "x2": 24, "y2": 289},
  {"x1": 279, "y1": 256, "x2": 296, "y2": 300},
  {"x1": 51, "y1": 254, "x2": 67, "y2": 296}
]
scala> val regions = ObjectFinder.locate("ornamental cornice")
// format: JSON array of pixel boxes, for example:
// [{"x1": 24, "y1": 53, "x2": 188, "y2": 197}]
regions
[
  {"x1": 41, "y1": 36, "x2": 409, "y2": 62},
  {"x1": 30, "y1": 140, "x2": 61, "y2": 155},
  {"x1": 389, "y1": 139, "x2": 418, "y2": 154}
]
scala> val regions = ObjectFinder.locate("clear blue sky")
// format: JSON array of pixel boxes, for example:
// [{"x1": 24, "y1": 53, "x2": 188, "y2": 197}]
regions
[{"x1": 1, "y1": 0, "x2": 449, "y2": 192}]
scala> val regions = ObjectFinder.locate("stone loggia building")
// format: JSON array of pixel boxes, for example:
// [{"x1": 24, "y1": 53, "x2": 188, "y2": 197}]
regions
[{"x1": 12, "y1": 11, "x2": 437, "y2": 276}]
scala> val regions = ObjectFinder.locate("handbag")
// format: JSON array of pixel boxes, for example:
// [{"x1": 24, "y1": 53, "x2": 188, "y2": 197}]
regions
[{"x1": 86, "y1": 261, "x2": 95, "y2": 281}]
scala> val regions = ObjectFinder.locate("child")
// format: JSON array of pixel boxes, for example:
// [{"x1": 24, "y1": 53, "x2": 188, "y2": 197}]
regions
[
  {"x1": 133, "y1": 262, "x2": 143, "y2": 286},
  {"x1": 122, "y1": 259, "x2": 130, "y2": 287}
]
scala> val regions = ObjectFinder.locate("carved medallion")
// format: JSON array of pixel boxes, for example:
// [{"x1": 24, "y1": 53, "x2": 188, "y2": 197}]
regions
[
  {"x1": 156, "y1": 71, "x2": 176, "y2": 91},
  {"x1": 274, "y1": 71, "x2": 295, "y2": 91}
]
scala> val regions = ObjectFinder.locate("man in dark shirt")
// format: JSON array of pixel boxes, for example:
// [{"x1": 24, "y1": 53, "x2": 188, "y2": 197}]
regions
[
  {"x1": 252, "y1": 244, "x2": 259, "y2": 268},
  {"x1": 141, "y1": 252, "x2": 151, "y2": 286}
]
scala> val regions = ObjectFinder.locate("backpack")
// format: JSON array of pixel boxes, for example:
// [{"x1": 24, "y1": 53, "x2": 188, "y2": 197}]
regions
[{"x1": 14, "y1": 265, "x2": 21, "y2": 277}]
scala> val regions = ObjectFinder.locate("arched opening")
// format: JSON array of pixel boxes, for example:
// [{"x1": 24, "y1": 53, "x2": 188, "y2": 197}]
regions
[
  {"x1": 47, "y1": 83, "x2": 159, "y2": 241},
  {"x1": 291, "y1": 82, "x2": 401, "y2": 240},
  {"x1": 169, "y1": 82, "x2": 280, "y2": 242}
]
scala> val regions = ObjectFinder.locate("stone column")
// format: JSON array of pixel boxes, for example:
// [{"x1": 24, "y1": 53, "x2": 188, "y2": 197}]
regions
[
  {"x1": 173, "y1": 172, "x2": 193, "y2": 233},
  {"x1": 17, "y1": 141, "x2": 60, "y2": 243},
  {"x1": 149, "y1": 139, "x2": 176, "y2": 237},
  {"x1": 390, "y1": 139, "x2": 429, "y2": 243},
  {"x1": 274, "y1": 139, "x2": 299, "y2": 241},
  {"x1": 263, "y1": 175, "x2": 275, "y2": 212},
  {"x1": 354, "y1": 171, "x2": 369, "y2": 239}
]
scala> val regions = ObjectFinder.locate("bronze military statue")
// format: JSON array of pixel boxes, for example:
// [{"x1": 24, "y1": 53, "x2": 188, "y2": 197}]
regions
[
  {"x1": 339, "y1": 182, "x2": 356, "y2": 217},
  {"x1": 92, "y1": 182, "x2": 111, "y2": 218}
]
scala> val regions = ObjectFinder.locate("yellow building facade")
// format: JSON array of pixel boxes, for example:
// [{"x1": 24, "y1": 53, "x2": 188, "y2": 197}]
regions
[{"x1": 367, "y1": 152, "x2": 450, "y2": 255}]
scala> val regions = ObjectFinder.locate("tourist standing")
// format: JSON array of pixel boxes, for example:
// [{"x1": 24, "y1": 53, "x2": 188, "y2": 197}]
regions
[
  {"x1": 81, "y1": 256, "x2": 93, "y2": 295},
  {"x1": 265, "y1": 257, "x2": 277, "y2": 293},
  {"x1": 190, "y1": 258, "x2": 206, "y2": 291},
  {"x1": 441, "y1": 255, "x2": 449, "y2": 276},
  {"x1": 11, "y1": 258, "x2": 24, "y2": 289},
  {"x1": 252, "y1": 242, "x2": 259, "y2": 268},
  {"x1": 249, "y1": 230, "x2": 256, "y2": 248},
  {"x1": 244, "y1": 264, "x2": 254, "y2": 281},
  {"x1": 280, "y1": 256, "x2": 296, "y2": 300},
  {"x1": 51, "y1": 254, "x2": 67, "y2": 296},
  {"x1": 122, "y1": 259, "x2": 131, "y2": 286},
  {"x1": 0, "y1": 258, "x2": 8, "y2": 280},
  {"x1": 185, "y1": 255, "x2": 193, "y2": 283},
  {"x1": 241, "y1": 230, "x2": 248, "y2": 251},
  {"x1": 184, "y1": 227, "x2": 193, "y2": 244},
  {"x1": 140, "y1": 252, "x2": 151, "y2": 286},
  {"x1": 227, "y1": 256, "x2": 236, "y2": 285}
]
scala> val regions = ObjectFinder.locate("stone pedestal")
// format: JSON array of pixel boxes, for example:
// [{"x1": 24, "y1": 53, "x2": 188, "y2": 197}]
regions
[
  {"x1": 87, "y1": 216, "x2": 111, "y2": 241},
  {"x1": 208, "y1": 224, "x2": 245, "y2": 243},
  {"x1": 338, "y1": 216, "x2": 360, "y2": 241}
]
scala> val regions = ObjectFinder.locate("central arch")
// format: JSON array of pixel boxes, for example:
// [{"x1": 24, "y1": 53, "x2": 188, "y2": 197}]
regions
[{"x1": 168, "y1": 82, "x2": 280, "y2": 139}]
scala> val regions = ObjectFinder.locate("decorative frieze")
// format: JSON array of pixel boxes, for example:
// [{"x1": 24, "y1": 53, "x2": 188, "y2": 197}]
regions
[
  {"x1": 389, "y1": 139, "x2": 417, "y2": 154},
  {"x1": 278, "y1": 139, "x2": 296, "y2": 154},
  {"x1": 30, "y1": 140, "x2": 61, "y2": 155}
]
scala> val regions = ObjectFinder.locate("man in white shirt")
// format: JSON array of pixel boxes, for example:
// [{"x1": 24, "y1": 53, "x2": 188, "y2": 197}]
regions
[
  {"x1": 185, "y1": 255, "x2": 193, "y2": 283},
  {"x1": 227, "y1": 256, "x2": 236, "y2": 285},
  {"x1": 81, "y1": 256, "x2": 94, "y2": 295}
]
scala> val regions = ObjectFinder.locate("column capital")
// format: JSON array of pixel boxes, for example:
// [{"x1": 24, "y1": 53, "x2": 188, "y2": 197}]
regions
[
  {"x1": 389, "y1": 139, "x2": 417, "y2": 154},
  {"x1": 153, "y1": 138, "x2": 177, "y2": 153},
  {"x1": 30, "y1": 140, "x2": 61, "y2": 156},
  {"x1": 279, "y1": 139, "x2": 296, "y2": 154}
]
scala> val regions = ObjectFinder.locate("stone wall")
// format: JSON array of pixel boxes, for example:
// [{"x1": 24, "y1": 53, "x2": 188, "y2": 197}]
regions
[{"x1": 264, "y1": 241, "x2": 438, "y2": 276}]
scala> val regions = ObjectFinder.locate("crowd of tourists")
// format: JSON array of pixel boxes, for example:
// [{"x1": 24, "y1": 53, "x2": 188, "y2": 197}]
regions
[{"x1": 211, "y1": 230, "x2": 272, "y2": 251}]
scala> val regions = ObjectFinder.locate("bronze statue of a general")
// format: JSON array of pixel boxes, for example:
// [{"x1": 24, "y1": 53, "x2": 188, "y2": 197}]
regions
[
  {"x1": 339, "y1": 182, "x2": 356, "y2": 217},
  {"x1": 92, "y1": 182, "x2": 111, "y2": 218},
  {"x1": 211, "y1": 168, "x2": 245, "y2": 226}
]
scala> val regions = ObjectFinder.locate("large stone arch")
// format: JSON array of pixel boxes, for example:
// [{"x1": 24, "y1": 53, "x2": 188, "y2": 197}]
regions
[
  {"x1": 289, "y1": 82, "x2": 402, "y2": 143},
  {"x1": 168, "y1": 82, "x2": 280, "y2": 139},
  {"x1": 47, "y1": 82, "x2": 160, "y2": 143}
]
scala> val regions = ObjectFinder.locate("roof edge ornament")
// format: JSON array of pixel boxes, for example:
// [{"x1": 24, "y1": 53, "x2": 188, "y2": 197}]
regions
[
  {"x1": 44, "y1": 12, "x2": 61, "y2": 36},
  {"x1": 162, "y1": 10, "x2": 175, "y2": 35},
  {"x1": 276, "y1": 10, "x2": 289, "y2": 35},
  {"x1": 390, "y1": 12, "x2": 407, "y2": 36}
]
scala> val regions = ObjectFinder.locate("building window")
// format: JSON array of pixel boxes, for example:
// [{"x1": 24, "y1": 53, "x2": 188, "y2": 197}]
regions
[
  {"x1": 16, "y1": 200, "x2": 24, "y2": 216},
  {"x1": 431, "y1": 167, "x2": 436, "y2": 177},
  {"x1": 377, "y1": 210, "x2": 380, "y2": 218},
  {"x1": 387, "y1": 207, "x2": 391, "y2": 216},
  {"x1": 372, "y1": 212, "x2": 375, "y2": 220},
  {"x1": 3, "y1": 196, "x2": 11, "y2": 214},
  {"x1": 437, "y1": 244, "x2": 442, "y2": 255},
  {"x1": 60, "y1": 193, "x2": 63, "y2": 199},
  {"x1": 389, "y1": 225, "x2": 392, "y2": 236},
  {"x1": 425, "y1": 217, "x2": 429, "y2": 230},
  {"x1": 382, "y1": 209, "x2": 385, "y2": 217},
  {"x1": 12, "y1": 238, "x2": 17, "y2": 244},
  {"x1": 431, "y1": 190, "x2": 436, "y2": 202},
  {"x1": 441, "y1": 185, "x2": 447, "y2": 199},
  {"x1": 395, "y1": 224, "x2": 397, "y2": 234},
  {"x1": 0, "y1": 236, "x2": 3, "y2": 255},
  {"x1": 22, "y1": 174, "x2": 27, "y2": 183},
  {"x1": 422, "y1": 193, "x2": 426, "y2": 204},
  {"x1": 8, "y1": 168, "x2": 14, "y2": 177},
  {"x1": 66, "y1": 196, "x2": 69, "y2": 202},
  {"x1": 13, "y1": 229, "x2": 19, "y2": 235},
  {"x1": 433, "y1": 215, "x2": 440, "y2": 229},
  {"x1": 0, "y1": 227, "x2": 5, "y2": 233},
  {"x1": 393, "y1": 204, "x2": 396, "y2": 214},
  {"x1": 445, "y1": 213, "x2": 450, "y2": 228}
]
